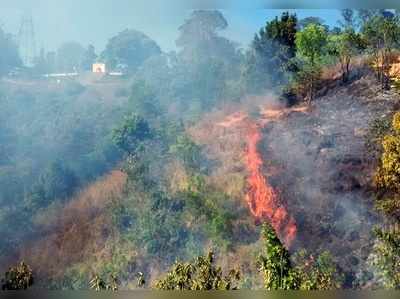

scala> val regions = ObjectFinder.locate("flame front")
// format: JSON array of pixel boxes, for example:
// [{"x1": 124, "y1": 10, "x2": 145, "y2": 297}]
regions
[
  {"x1": 244, "y1": 122, "x2": 297, "y2": 247},
  {"x1": 217, "y1": 105, "x2": 306, "y2": 248}
]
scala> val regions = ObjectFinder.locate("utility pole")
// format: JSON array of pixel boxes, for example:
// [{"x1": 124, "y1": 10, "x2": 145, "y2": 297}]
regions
[{"x1": 18, "y1": 13, "x2": 36, "y2": 67}]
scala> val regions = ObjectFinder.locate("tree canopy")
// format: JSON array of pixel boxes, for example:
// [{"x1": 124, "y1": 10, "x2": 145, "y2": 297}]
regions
[{"x1": 101, "y1": 29, "x2": 161, "y2": 72}]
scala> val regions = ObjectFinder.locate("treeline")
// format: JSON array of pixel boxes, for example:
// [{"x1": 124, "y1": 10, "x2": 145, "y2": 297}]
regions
[{"x1": 1, "y1": 223, "x2": 342, "y2": 290}]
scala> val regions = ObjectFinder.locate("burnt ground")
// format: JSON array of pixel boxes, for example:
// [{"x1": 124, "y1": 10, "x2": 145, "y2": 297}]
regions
[{"x1": 261, "y1": 75, "x2": 400, "y2": 286}]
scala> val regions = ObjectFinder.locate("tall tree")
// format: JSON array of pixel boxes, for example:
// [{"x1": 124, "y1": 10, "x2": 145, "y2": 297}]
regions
[
  {"x1": 245, "y1": 12, "x2": 298, "y2": 93},
  {"x1": 340, "y1": 9, "x2": 356, "y2": 30},
  {"x1": 295, "y1": 24, "x2": 328, "y2": 102},
  {"x1": 257, "y1": 223, "x2": 299, "y2": 290},
  {"x1": 80, "y1": 44, "x2": 97, "y2": 71},
  {"x1": 56, "y1": 41, "x2": 85, "y2": 72},
  {"x1": 101, "y1": 29, "x2": 161, "y2": 72},
  {"x1": 362, "y1": 15, "x2": 400, "y2": 89}
]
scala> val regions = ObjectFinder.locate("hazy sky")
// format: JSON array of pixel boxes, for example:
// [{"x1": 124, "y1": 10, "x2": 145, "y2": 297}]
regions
[{"x1": 0, "y1": 0, "x2": 341, "y2": 53}]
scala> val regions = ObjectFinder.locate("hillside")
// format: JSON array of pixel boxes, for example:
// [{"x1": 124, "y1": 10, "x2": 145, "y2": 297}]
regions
[{"x1": 10, "y1": 72, "x2": 398, "y2": 288}]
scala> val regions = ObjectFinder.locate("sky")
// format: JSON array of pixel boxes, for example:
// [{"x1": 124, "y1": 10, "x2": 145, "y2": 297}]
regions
[{"x1": 0, "y1": 0, "x2": 342, "y2": 53}]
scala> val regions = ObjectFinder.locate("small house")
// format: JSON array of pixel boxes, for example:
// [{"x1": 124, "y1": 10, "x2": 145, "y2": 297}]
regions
[{"x1": 92, "y1": 63, "x2": 106, "y2": 73}]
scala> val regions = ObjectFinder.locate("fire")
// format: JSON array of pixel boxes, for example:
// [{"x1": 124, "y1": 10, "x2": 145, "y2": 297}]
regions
[
  {"x1": 245, "y1": 122, "x2": 297, "y2": 247},
  {"x1": 218, "y1": 105, "x2": 307, "y2": 248}
]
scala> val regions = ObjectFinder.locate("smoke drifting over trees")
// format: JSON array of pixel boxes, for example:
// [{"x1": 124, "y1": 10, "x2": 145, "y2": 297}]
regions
[{"x1": 1, "y1": 6, "x2": 400, "y2": 291}]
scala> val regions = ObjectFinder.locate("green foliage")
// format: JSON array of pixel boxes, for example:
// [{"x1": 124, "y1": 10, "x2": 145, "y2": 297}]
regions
[
  {"x1": 1, "y1": 262, "x2": 34, "y2": 290},
  {"x1": 112, "y1": 113, "x2": 153, "y2": 156},
  {"x1": 328, "y1": 30, "x2": 363, "y2": 82},
  {"x1": 245, "y1": 12, "x2": 298, "y2": 93},
  {"x1": 370, "y1": 227, "x2": 400, "y2": 289},
  {"x1": 128, "y1": 80, "x2": 159, "y2": 119},
  {"x1": 25, "y1": 160, "x2": 79, "y2": 210},
  {"x1": 169, "y1": 135, "x2": 202, "y2": 170},
  {"x1": 295, "y1": 24, "x2": 328, "y2": 102},
  {"x1": 366, "y1": 116, "x2": 392, "y2": 159},
  {"x1": 56, "y1": 42, "x2": 85, "y2": 72},
  {"x1": 80, "y1": 44, "x2": 97, "y2": 71},
  {"x1": 257, "y1": 223, "x2": 299, "y2": 290},
  {"x1": 101, "y1": 29, "x2": 161, "y2": 72},
  {"x1": 258, "y1": 223, "x2": 341, "y2": 290},
  {"x1": 155, "y1": 251, "x2": 240, "y2": 290},
  {"x1": 296, "y1": 24, "x2": 328, "y2": 66},
  {"x1": 362, "y1": 14, "x2": 400, "y2": 89},
  {"x1": 293, "y1": 250, "x2": 342, "y2": 290},
  {"x1": 376, "y1": 112, "x2": 400, "y2": 192}
]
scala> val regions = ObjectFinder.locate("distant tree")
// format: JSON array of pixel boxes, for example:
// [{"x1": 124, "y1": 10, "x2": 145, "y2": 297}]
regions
[
  {"x1": 25, "y1": 160, "x2": 79, "y2": 210},
  {"x1": 112, "y1": 113, "x2": 153, "y2": 157},
  {"x1": 245, "y1": 12, "x2": 298, "y2": 92},
  {"x1": 174, "y1": 10, "x2": 241, "y2": 105},
  {"x1": 298, "y1": 17, "x2": 328, "y2": 31},
  {"x1": 155, "y1": 251, "x2": 240, "y2": 290},
  {"x1": 45, "y1": 51, "x2": 57, "y2": 73},
  {"x1": 356, "y1": 9, "x2": 381, "y2": 30},
  {"x1": 362, "y1": 15, "x2": 400, "y2": 89},
  {"x1": 340, "y1": 9, "x2": 357, "y2": 30},
  {"x1": 56, "y1": 41, "x2": 85, "y2": 72},
  {"x1": 80, "y1": 44, "x2": 97, "y2": 71},
  {"x1": 0, "y1": 27, "x2": 21, "y2": 76},
  {"x1": 264, "y1": 12, "x2": 298, "y2": 59},
  {"x1": 295, "y1": 24, "x2": 328, "y2": 102},
  {"x1": 101, "y1": 29, "x2": 161, "y2": 72},
  {"x1": 328, "y1": 29, "x2": 362, "y2": 82},
  {"x1": 128, "y1": 80, "x2": 159, "y2": 119},
  {"x1": 176, "y1": 10, "x2": 237, "y2": 63},
  {"x1": 1, "y1": 262, "x2": 33, "y2": 290}
]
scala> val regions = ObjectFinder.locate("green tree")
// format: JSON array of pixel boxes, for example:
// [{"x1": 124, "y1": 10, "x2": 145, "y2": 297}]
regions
[
  {"x1": 293, "y1": 250, "x2": 342, "y2": 290},
  {"x1": 340, "y1": 9, "x2": 357, "y2": 31},
  {"x1": 176, "y1": 10, "x2": 237, "y2": 64},
  {"x1": 257, "y1": 223, "x2": 299, "y2": 290},
  {"x1": 328, "y1": 30, "x2": 362, "y2": 83},
  {"x1": 112, "y1": 114, "x2": 153, "y2": 157},
  {"x1": 25, "y1": 160, "x2": 79, "y2": 210},
  {"x1": 376, "y1": 112, "x2": 400, "y2": 193},
  {"x1": 1, "y1": 262, "x2": 34, "y2": 290},
  {"x1": 80, "y1": 44, "x2": 97, "y2": 71},
  {"x1": 370, "y1": 227, "x2": 400, "y2": 289},
  {"x1": 56, "y1": 41, "x2": 85, "y2": 72},
  {"x1": 155, "y1": 251, "x2": 240, "y2": 290},
  {"x1": 128, "y1": 80, "x2": 159, "y2": 119},
  {"x1": 298, "y1": 16, "x2": 327, "y2": 31},
  {"x1": 258, "y1": 223, "x2": 341, "y2": 290},
  {"x1": 245, "y1": 12, "x2": 298, "y2": 93},
  {"x1": 362, "y1": 14, "x2": 400, "y2": 89},
  {"x1": 295, "y1": 24, "x2": 328, "y2": 102},
  {"x1": 101, "y1": 29, "x2": 161, "y2": 72}
]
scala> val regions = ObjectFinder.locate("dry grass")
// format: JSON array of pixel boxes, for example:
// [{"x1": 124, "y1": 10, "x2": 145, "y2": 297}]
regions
[{"x1": 18, "y1": 170, "x2": 127, "y2": 279}]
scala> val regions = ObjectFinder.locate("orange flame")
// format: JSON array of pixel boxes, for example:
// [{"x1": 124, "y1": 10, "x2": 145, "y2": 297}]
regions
[
  {"x1": 217, "y1": 105, "x2": 307, "y2": 248},
  {"x1": 244, "y1": 122, "x2": 297, "y2": 248}
]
